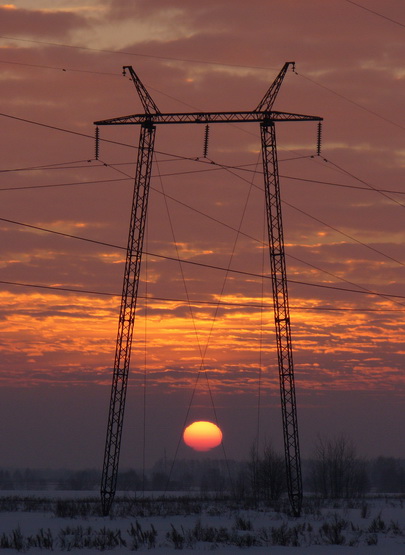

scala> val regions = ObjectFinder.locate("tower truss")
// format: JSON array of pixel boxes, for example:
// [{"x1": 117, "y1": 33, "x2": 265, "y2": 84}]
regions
[
  {"x1": 95, "y1": 63, "x2": 322, "y2": 517},
  {"x1": 261, "y1": 121, "x2": 302, "y2": 515}
]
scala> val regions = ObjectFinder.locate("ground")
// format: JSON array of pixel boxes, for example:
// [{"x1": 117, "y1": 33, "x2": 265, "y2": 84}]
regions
[{"x1": 0, "y1": 491, "x2": 404, "y2": 553}]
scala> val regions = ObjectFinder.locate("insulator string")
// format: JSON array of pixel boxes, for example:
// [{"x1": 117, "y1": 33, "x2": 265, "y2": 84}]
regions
[
  {"x1": 317, "y1": 122, "x2": 322, "y2": 156},
  {"x1": 203, "y1": 124, "x2": 210, "y2": 158},
  {"x1": 95, "y1": 126, "x2": 100, "y2": 160}
]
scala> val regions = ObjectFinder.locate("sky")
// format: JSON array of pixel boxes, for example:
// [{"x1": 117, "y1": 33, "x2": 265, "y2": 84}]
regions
[{"x1": 0, "y1": 0, "x2": 404, "y2": 472}]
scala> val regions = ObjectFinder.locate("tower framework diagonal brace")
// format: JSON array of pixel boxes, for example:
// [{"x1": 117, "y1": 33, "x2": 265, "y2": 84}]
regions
[
  {"x1": 261, "y1": 121, "x2": 302, "y2": 517},
  {"x1": 101, "y1": 122, "x2": 156, "y2": 516}
]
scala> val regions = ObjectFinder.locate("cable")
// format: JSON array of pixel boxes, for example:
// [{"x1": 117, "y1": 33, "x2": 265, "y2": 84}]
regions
[
  {"x1": 283, "y1": 199, "x2": 405, "y2": 268},
  {"x1": 0, "y1": 58, "x2": 120, "y2": 76},
  {"x1": 295, "y1": 71, "x2": 405, "y2": 132},
  {"x1": 2, "y1": 162, "x2": 404, "y2": 198},
  {"x1": 256, "y1": 209, "x2": 267, "y2": 454},
  {"x1": 1, "y1": 184, "x2": 403, "y2": 303},
  {"x1": 1, "y1": 105, "x2": 403, "y2": 302},
  {"x1": 1, "y1": 103, "x2": 403, "y2": 207},
  {"x1": 0, "y1": 158, "x2": 95, "y2": 173},
  {"x1": 2, "y1": 154, "x2": 404, "y2": 303},
  {"x1": 155, "y1": 152, "x2": 233, "y2": 492},
  {"x1": 0, "y1": 177, "x2": 130, "y2": 192},
  {"x1": 1, "y1": 278, "x2": 404, "y2": 311},
  {"x1": 151, "y1": 159, "x2": 405, "y2": 280},
  {"x1": 2, "y1": 50, "x2": 402, "y2": 141},
  {"x1": 344, "y1": 0, "x2": 405, "y2": 28},
  {"x1": 282, "y1": 173, "x2": 405, "y2": 196},
  {"x1": 324, "y1": 158, "x2": 405, "y2": 209},
  {"x1": 0, "y1": 34, "x2": 277, "y2": 72},
  {"x1": 0, "y1": 112, "x2": 93, "y2": 139},
  {"x1": 0, "y1": 216, "x2": 126, "y2": 251},
  {"x1": 0, "y1": 111, "x2": 136, "y2": 151},
  {"x1": 188, "y1": 155, "x2": 405, "y2": 307},
  {"x1": 142, "y1": 224, "x2": 149, "y2": 495},
  {"x1": 150, "y1": 150, "x2": 405, "y2": 274}
]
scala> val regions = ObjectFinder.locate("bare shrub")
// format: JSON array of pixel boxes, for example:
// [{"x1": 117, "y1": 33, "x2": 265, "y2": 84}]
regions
[
  {"x1": 319, "y1": 514, "x2": 348, "y2": 545},
  {"x1": 128, "y1": 521, "x2": 157, "y2": 550}
]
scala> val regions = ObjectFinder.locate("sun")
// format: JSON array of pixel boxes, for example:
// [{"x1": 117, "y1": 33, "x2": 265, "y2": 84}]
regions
[{"x1": 183, "y1": 421, "x2": 223, "y2": 452}]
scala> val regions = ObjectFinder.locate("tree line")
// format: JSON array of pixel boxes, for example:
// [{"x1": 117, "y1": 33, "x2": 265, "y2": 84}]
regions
[{"x1": 1, "y1": 437, "x2": 404, "y2": 498}]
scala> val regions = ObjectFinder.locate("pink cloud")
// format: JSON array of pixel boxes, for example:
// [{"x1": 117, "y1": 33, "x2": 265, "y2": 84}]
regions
[{"x1": 0, "y1": 5, "x2": 90, "y2": 38}]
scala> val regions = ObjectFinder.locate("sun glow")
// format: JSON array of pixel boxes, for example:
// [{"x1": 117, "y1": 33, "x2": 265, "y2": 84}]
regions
[{"x1": 183, "y1": 421, "x2": 223, "y2": 452}]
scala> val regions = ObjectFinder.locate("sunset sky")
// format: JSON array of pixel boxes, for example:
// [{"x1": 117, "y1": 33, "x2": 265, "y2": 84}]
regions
[{"x1": 0, "y1": 0, "x2": 404, "y2": 472}]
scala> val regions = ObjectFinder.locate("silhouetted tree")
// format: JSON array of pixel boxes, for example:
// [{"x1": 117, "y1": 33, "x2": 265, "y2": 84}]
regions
[
  {"x1": 200, "y1": 466, "x2": 225, "y2": 494},
  {"x1": 61, "y1": 469, "x2": 100, "y2": 490},
  {"x1": 249, "y1": 443, "x2": 286, "y2": 502},
  {"x1": 371, "y1": 457, "x2": 405, "y2": 493},
  {"x1": 117, "y1": 469, "x2": 144, "y2": 491},
  {"x1": 0, "y1": 469, "x2": 13, "y2": 490},
  {"x1": 151, "y1": 471, "x2": 169, "y2": 491},
  {"x1": 309, "y1": 435, "x2": 369, "y2": 498}
]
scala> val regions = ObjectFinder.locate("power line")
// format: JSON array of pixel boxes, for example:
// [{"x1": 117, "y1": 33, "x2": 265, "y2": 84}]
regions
[
  {"x1": 2, "y1": 161, "x2": 404, "y2": 197},
  {"x1": 282, "y1": 173, "x2": 405, "y2": 196},
  {"x1": 0, "y1": 111, "x2": 136, "y2": 150},
  {"x1": 296, "y1": 71, "x2": 405, "y2": 132},
  {"x1": 186, "y1": 157, "x2": 405, "y2": 308},
  {"x1": 180, "y1": 153, "x2": 405, "y2": 270},
  {"x1": 3, "y1": 150, "x2": 401, "y2": 307},
  {"x1": 1, "y1": 99, "x2": 403, "y2": 301},
  {"x1": 0, "y1": 111, "x2": 324, "y2": 209},
  {"x1": 0, "y1": 177, "x2": 130, "y2": 192},
  {"x1": 1, "y1": 105, "x2": 403, "y2": 207},
  {"x1": 0, "y1": 112, "x2": 93, "y2": 139},
  {"x1": 283, "y1": 198, "x2": 405, "y2": 267},
  {"x1": 0, "y1": 35, "x2": 277, "y2": 71},
  {"x1": 1, "y1": 46, "x2": 402, "y2": 134},
  {"x1": 1, "y1": 214, "x2": 404, "y2": 302},
  {"x1": 0, "y1": 158, "x2": 94, "y2": 173},
  {"x1": 0, "y1": 216, "x2": 125, "y2": 251},
  {"x1": 344, "y1": 0, "x2": 405, "y2": 28},
  {"x1": 0, "y1": 132, "x2": 402, "y2": 303},
  {"x1": 325, "y1": 158, "x2": 405, "y2": 209},
  {"x1": 101, "y1": 157, "x2": 405, "y2": 274},
  {"x1": 0, "y1": 58, "x2": 120, "y2": 76},
  {"x1": 0, "y1": 278, "x2": 403, "y2": 312}
]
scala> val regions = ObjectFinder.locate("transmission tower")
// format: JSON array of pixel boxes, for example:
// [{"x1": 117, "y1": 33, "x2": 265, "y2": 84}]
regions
[{"x1": 95, "y1": 63, "x2": 322, "y2": 517}]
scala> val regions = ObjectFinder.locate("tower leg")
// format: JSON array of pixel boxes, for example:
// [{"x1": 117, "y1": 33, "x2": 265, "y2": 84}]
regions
[
  {"x1": 101, "y1": 122, "x2": 156, "y2": 516},
  {"x1": 260, "y1": 121, "x2": 303, "y2": 517}
]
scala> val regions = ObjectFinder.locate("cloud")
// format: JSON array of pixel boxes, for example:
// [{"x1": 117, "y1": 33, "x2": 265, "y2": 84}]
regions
[
  {"x1": 0, "y1": 0, "x2": 404, "y2": 467},
  {"x1": 0, "y1": 5, "x2": 90, "y2": 39}
]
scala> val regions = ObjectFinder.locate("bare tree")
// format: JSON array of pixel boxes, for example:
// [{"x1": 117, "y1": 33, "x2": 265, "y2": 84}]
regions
[
  {"x1": 249, "y1": 443, "x2": 286, "y2": 502},
  {"x1": 309, "y1": 435, "x2": 369, "y2": 498}
]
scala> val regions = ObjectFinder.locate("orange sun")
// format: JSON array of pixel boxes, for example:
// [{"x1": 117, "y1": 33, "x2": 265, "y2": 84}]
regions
[{"x1": 183, "y1": 421, "x2": 223, "y2": 452}]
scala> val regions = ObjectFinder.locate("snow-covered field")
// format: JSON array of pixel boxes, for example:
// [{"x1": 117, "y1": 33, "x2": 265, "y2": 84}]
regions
[{"x1": 0, "y1": 491, "x2": 403, "y2": 554}]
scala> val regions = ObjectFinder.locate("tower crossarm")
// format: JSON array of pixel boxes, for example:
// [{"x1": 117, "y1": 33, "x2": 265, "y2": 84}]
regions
[
  {"x1": 94, "y1": 110, "x2": 322, "y2": 126},
  {"x1": 122, "y1": 66, "x2": 161, "y2": 115},
  {"x1": 255, "y1": 61, "x2": 295, "y2": 112}
]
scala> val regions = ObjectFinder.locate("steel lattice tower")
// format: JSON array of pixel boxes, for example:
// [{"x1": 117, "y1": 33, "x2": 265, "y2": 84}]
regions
[{"x1": 95, "y1": 63, "x2": 322, "y2": 517}]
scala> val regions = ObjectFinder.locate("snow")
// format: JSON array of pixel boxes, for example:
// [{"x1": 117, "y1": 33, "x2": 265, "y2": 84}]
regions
[{"x1": 0, "y1": 492, "x2": 403, "y2": 554}]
